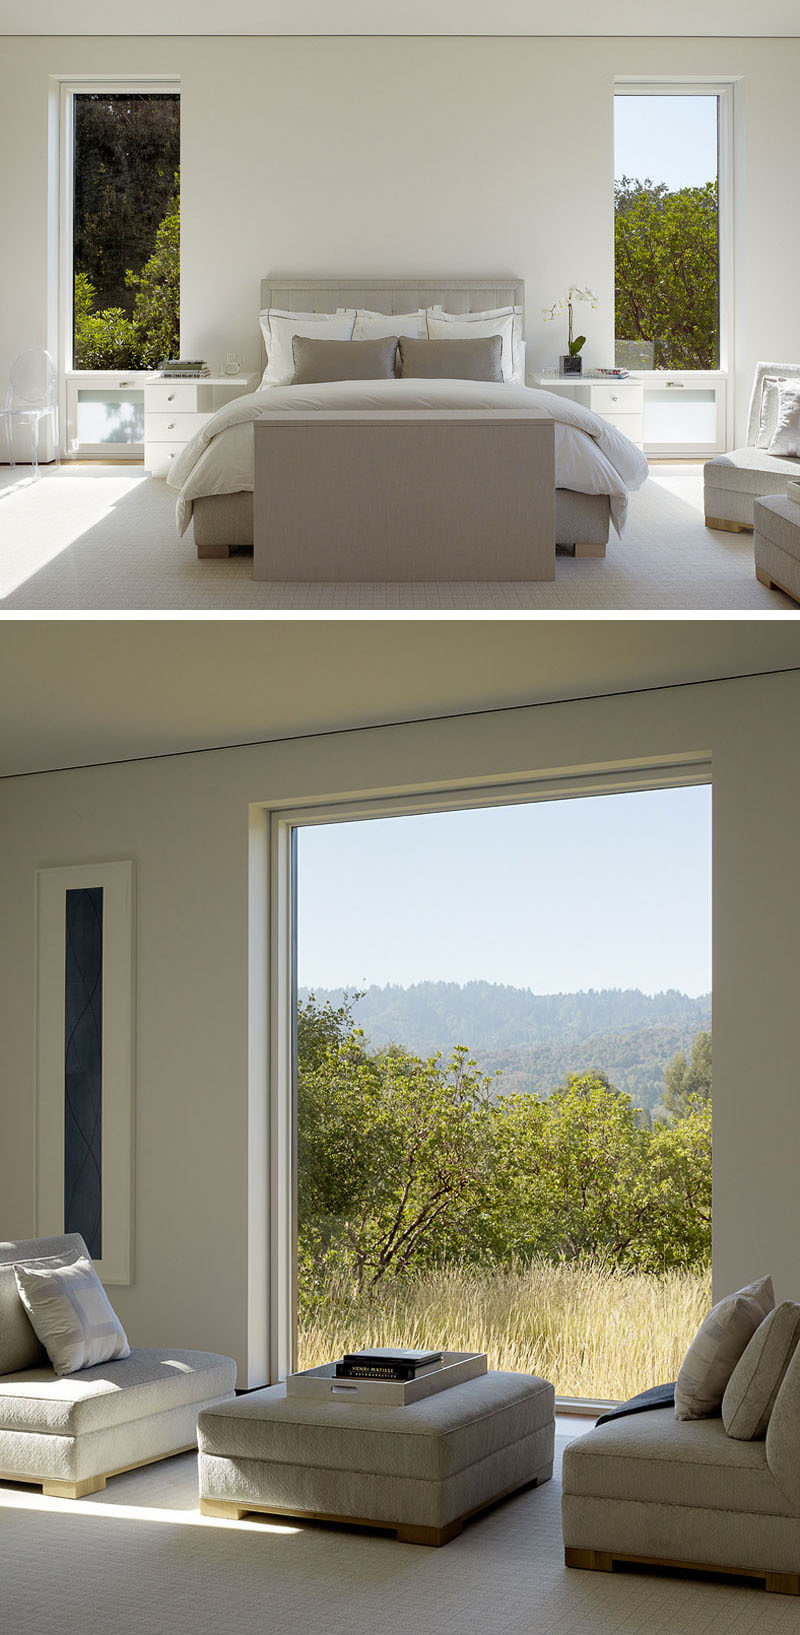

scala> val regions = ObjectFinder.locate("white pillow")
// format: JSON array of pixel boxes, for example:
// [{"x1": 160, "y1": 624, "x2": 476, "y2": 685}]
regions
[
  {"x1": 259, "y1": 309, "x2": 356, "y2": 388},
  {"x1": 767, "y1": 380, "x2": 800, "y2": 458},
  {"x1": 349, "y1": 309, "x2": 426, "y2": 342},
  {"x1": 14, "y1": 1254, "x2": 130, "y2": 1376},
  {"x1": 426, "y1": 307, "x2": 522, "y2": 384},
  {"x1": 756, "y1": 376, "x2": 782, "y2": 449}
]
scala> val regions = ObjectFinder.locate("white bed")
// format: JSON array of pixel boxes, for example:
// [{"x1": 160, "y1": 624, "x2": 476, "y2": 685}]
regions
[{"x1": 167, "y1": 277, "x2": 648, "y2": 576}]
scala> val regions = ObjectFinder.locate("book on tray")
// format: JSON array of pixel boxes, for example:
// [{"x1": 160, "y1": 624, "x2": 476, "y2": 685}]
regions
[
  {"x1": 335, "y1": 1347, "x2": 443, "y2": 1382},
  {"x1": 159, "y1": 359, "x2": 211, "y2": 378}
]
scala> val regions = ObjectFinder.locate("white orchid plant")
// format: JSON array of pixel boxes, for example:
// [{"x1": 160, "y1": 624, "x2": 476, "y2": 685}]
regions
[{"x1": 542, "y1": 285, "x2": 598, "y2": 357}]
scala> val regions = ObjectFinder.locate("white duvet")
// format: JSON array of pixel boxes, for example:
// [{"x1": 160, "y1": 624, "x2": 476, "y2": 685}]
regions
[{"x1": 167, "y1": 378, "x2": 649, "y2": 538}]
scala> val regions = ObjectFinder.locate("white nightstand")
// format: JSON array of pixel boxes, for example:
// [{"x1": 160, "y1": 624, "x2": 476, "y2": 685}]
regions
[
  {"x1": 533, "y1": 375, "x2": 644, "y2": 449},
  {"x1": 144, "y1": 374, "x2": 258, "y2": 478}
]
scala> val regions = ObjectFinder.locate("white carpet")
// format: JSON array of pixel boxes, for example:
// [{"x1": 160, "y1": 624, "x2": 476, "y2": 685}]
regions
[
  {"x1": 1, "y1": 1427, "x2": 798, "y2": 1635},
  {"x1": 0, "y1": 463, "x2": 795, "y2": 611}
]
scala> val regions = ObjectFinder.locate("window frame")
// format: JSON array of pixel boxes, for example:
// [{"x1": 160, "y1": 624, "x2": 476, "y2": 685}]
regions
[
  {"x1": 58, "y1": 78, "x2": 180, "y2": 460},
  {"x1": 613, "y1": 80, "x2": 736, "y2": 458},
  {"x1": 253, "y1": 757, "x2": 713, "y2": 1393}
]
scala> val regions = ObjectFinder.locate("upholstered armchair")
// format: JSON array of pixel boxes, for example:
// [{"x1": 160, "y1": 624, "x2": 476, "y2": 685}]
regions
[{"x1": 704, "y1": 362, "x2": 800, "y2": 531}]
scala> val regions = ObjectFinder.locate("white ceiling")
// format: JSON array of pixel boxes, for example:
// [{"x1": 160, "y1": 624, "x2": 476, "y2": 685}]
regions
[
  {"x1": 0, "y1": 1, "x2": 798, "y2": 34},
  {"x1": 1, "y1": 620, "x2": 799, "y2": 780}
]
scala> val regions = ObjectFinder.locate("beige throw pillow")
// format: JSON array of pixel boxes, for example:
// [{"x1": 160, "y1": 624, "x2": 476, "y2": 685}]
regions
[
  {"x1": 14, "y1": 1255, "x2": 130, "y2": 1377},
  {"x1": 396, "y1": 335, "x2": 503, "y2": 382},
  {"x1": 291, "y1": 335, "x2": 398, "y2": 385},
  {"x1": 722, "y1": 1301, "x2": 800, "y2": 1440},
  {"x1": 674, "y1": 1274, "x2": 774, "y2": 1420}
]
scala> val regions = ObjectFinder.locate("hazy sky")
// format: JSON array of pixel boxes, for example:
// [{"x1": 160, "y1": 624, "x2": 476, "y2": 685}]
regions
[
  {"x1": 614, "y1": 95, "x2": 718, "y2": 191},
  {"x1": 297, "y1": 784, "x2": 712, "y2": 997}
]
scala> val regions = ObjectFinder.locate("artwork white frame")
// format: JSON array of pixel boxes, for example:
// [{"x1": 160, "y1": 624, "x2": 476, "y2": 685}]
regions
[{"x1": 35, "y1": 861, "x2": 135, "y2": 1284}]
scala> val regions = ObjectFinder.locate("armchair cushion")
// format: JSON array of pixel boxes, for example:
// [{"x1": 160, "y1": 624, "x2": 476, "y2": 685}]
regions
[
  {"x1": 723, "y1": 1302, "x2": 800, "y2": 1441},
  {"x1": 675, "y1": 1274, "x2": 773, "y2": 1420},
  {"x1": 705, "y1": 446, "x2": 800, "y2": 495},
  {"x1": 563, "y1": 1408, "x2": 792, "y2": 1518}
]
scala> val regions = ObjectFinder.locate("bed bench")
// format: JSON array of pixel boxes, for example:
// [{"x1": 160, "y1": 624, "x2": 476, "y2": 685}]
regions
[{"x1": 252, "y1": 409, "x2": 556, "y2": 581}]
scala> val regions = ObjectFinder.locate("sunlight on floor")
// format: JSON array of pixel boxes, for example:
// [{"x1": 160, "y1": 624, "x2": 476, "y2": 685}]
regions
[
  {"x1": 0, "y1": 465, "x2": 149, "y2": 598},
  {"x1": 0, "y1": 1483, "x2": 300, "y2": 1534}
]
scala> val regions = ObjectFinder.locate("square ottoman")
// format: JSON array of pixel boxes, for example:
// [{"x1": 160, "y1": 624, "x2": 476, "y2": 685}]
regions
[
  {"x1": 198, "y1": 1370, "x2": 554, "y2": 1545},
  {"x1": 753, "y1": 495, "x2": 800, "y2": 605}
]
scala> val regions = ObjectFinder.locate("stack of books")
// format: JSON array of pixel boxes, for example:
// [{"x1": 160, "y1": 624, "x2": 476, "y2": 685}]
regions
[
  {"x1": 595, "y1": 366, "x2": 629, "y2": 378},
  {"x1": 335, "y1": 1348, "x2": 443, "y2": 1382},
  {"x1": 159, "y1": 359, "x2": 211, "y2": 379}
]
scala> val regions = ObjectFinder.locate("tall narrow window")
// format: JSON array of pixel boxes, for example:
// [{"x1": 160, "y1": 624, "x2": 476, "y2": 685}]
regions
[
  {"x1": 614, "y1": 85, "x2": 731, "y2": 455},
  {"x1": 62, "y1": 84, "x2": 180, "y2": 456},
  {"x1": 72, "y1": 91, "x2": 180, "y2": 371},
  {"x1": 614, "y1": 93, "x2": 719, "y2": 371}
]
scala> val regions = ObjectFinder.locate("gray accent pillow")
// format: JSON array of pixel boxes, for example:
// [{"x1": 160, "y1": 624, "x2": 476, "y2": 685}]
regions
[
  {"x1": 14, "y1": 1255, "x2": 130, "y2": 1376},
  {"x1": 0, "y1": 1260, "x2": 47, "y2": 1374},
  {"x1": 291, "y1": 335, "x2": 398, "y2": 385},
  {"x1": 674, "y1": 1274, "x2": 774, "y2": 1420},
  {"x1": 396, "y1": 335, "x2": 503, "y2": 382},
  {"x1": 722, "y1": 1301, "x2": 800, "y2": 1440}
]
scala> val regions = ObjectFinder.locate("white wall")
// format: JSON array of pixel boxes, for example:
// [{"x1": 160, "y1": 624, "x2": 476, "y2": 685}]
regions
[
  {"x1": 1, "y1": 669, "x2": 799, "y2": 1384},
  {"x1": 0, "y1": 35, "x2": 799, "y2": 446}
]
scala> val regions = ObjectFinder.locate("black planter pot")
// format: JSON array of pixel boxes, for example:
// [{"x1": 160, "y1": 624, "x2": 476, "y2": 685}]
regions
[{"x1": 560, "y1": 354, "x2": 583, "y2": 376}]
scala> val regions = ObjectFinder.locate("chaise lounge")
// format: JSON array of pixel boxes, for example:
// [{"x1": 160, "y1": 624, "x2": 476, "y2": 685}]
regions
[{"x1": 0, "y1": 1233, "x2": 236, "y2": 1498}]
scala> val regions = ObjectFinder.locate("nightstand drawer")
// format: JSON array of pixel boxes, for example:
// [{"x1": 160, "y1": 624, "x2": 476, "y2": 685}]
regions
[
  {"x1": 145, "y1": 381, "x2": 204, "y2": 414},
  {"x1": 602, "y1": 411, "x2": 643, "y2": 444},
  {"x1": 145, "y1": 441, "x2": 186, "y2": 479},
  {"x1": 146, "y1": 410, "x2": 212, "y2": 443},
  {"x1": 588, "y1": 382, "x2": 644, "y2": 414}
]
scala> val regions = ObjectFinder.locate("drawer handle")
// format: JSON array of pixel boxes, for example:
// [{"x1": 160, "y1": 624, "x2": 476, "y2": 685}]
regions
[
  {"x1": 666, "y1": 381, "x2": 684, "y2": 388},
  {"x1": 167, "y1": 422, "x2": 175, "y2": 430},
  {"x1": 611, "y1": 394, "x2": 618, "y2": 402},
  {"x1": 167, "y1": 393, "x2": 175, "y2": 402},
  {"x1": 119, "y1": 380, "x2": 130, "y2": 387}
]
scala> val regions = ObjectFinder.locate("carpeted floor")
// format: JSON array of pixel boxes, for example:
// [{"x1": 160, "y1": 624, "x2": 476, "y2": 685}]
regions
[
  {"x1": 0, "y1": 462, "x2": 795, "y2": 611},
  {"x1": 1, "y1": 1426, "x2": 798, "y2": 1635}
]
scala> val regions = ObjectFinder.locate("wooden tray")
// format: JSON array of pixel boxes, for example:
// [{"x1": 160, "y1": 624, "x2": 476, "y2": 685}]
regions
[{"x1": 285, "y1": 1350, "x2": 487, "y2": 1406}]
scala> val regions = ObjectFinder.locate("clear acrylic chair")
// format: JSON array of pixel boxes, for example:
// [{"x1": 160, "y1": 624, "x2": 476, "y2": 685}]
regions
[{"x1": 0, "y1": 349, "x2": 60, "y2": 474}]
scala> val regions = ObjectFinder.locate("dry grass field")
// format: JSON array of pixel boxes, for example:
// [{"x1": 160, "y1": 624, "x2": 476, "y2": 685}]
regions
[{"x1": 297, "y1": 1259, "x2": 711, "y2": 1400}]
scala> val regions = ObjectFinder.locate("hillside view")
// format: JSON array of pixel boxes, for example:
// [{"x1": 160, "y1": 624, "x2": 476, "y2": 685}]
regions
[{"x1": 297, "y1": 982, "x2": 711, "y2": 1115}]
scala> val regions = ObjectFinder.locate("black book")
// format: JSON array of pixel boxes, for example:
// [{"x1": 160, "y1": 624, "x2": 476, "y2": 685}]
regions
[
  {"x1": 336, "y1": 1347, "x2": 443, "y2": 1382},
  {"x1": 335, "y1": 1359, "x2": 442, "y2": 1382}
]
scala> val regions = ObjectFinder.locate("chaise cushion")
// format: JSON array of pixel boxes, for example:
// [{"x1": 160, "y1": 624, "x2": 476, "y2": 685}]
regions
[
  {"x1": 0, "y1": 1346, "x2": 236, "y2": 1437},
  {"x1": 705, "y1": 446, "x2": 800, "y2": 495},
  {"x1": 562, "y1": 1407, "x2": 793, "y2": 1518}
]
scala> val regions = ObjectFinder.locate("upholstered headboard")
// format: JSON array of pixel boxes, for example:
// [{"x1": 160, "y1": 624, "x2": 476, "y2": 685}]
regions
[{"x1": 259, "y1": 276, "x2": 524, "y2": 366}]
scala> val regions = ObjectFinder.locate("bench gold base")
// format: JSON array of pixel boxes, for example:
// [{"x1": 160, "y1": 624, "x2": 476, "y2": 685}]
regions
[
  {"x1": 565, "y1": 1545, "x2": 800, "y2": 1596},
  {"x1": 0, "y1": 1444, "x2": 196, "y2": 1502}
]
